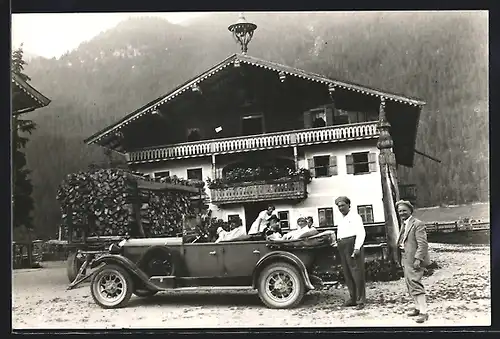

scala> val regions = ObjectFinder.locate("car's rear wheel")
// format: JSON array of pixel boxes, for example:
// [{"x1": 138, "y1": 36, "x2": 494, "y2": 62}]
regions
[
  {"x1": 257, "y1": 262, "x2": 305, "y2": 309},
  {"x1": 67, "y1": 251, "x2": 86, "y2": 283},
  {"x1": 91, "y1": 264, "x2": 133, "y2": 309}
]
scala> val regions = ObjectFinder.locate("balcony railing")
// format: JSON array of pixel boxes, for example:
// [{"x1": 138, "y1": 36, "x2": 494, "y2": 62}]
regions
[
  {"x1": 128, "y1": 121, "x2": 379, "y2": 163},
  {"x1": 210, "y1": 179, "x2": 307, "y2": 205}
]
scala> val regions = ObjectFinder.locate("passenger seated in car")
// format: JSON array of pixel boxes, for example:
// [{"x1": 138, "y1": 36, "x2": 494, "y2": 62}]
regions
[
  {"x1": 263, "y1": 215, "x2": 283, "y2": 241},
  {"x1": 282, "y1": 217, "x2": 319, "y2": 241},
  {"x1": 215, "y1": 218, "x2": 247, "y2": 243}
]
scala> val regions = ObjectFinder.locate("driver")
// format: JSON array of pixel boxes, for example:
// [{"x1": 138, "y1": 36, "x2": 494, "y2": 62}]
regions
[{"x1": 263, "y1": 215, "x2": 283, "y2": 241}]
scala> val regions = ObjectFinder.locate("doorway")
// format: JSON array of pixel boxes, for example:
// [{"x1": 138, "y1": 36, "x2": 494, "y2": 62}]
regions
[{"x1": 244, "y1": 202, "x2": 270, "y2": 232}]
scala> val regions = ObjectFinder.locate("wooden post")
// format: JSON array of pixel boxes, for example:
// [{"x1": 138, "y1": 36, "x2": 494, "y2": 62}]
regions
[
  {"x1": 211, "y1": 154, "x2": 216, "y2": 179},
  {"x1": 376, "y1": 97, "x2": 401, "y2": 265},
  {"x1": 293, "y1": 146, "x2": 298, "y2": 170}
]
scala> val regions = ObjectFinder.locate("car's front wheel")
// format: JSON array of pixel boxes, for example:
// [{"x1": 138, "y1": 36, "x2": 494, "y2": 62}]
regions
[
  {"x1": 90, "y1": 264, "x2": 133, "y2": 309},
  {"x1": 257, "y1": 262, "x2": 305, "y2": 309}
]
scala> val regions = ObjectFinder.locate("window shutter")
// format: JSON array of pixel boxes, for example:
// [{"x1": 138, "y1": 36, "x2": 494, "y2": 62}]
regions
[
  {"x1": 346, "y1": 154, "x2": 354, "y2": 174},
  {"x1": 307, "y1": 158, "x2": 315, "y2": 177},
  {"x1": 328, "y1": 155, "x2": 338, "y2": 176},
  {"x1": 368, "y1": 152, "x2": 378, "y2": 172},
  {"x1": 303, "y1": 111, "x2": 312, "y2": 129},
  {"x1": 326, "y1": 107, "x2": 334, "y2": 126}
]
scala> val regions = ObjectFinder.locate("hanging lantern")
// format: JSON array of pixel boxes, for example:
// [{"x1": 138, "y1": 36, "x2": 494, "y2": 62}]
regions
[{"x1": 228, "y1": 13, "x2": 257, "y2": 54}]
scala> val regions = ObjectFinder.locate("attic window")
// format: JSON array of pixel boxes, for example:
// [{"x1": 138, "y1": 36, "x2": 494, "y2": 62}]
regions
[
  {"x1": 241, "y1": 114, "x2": 264, "y2": 135},
  {"x1": 187, "y1": 128, "x2": 201, "y2": 142},
  {"x1": 311, "y1": 109, "x2": 327, "y2": 128}
]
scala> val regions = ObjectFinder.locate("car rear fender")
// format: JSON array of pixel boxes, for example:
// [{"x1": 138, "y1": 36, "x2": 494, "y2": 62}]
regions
[
  {"x1": 91, "y1": 254, "x2": 159, "y2": 292},
  {"x1": 252, "y1": 251, "x2": 315, "y2": 290}
]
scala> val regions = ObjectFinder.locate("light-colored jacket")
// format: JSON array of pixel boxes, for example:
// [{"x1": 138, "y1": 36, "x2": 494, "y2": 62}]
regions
[{"x1": 398, "y1": 216, "x2": 431, "y2": 267}]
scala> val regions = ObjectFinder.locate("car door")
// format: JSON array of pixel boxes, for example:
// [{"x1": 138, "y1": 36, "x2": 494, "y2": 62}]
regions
[
  {"x1": 220, "y1": 240, "x2": 271, "y2": 277},
  {"x1": 182, "y1": 243, "x2": 224, "y2": 277}
]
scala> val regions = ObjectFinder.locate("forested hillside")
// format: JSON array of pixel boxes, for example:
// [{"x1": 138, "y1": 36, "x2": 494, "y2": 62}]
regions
[{"x1": 20, "y1": 12, "x2": 488, "y2": 239}]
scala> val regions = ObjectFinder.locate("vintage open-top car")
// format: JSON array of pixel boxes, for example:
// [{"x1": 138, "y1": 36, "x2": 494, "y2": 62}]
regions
[{"x1": 89, "y1": 231, "x2": 338, "y2": 309}]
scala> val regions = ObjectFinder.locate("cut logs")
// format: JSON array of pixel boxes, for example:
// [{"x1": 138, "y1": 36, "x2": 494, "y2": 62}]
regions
[{"x1": 56, "y1": 168, "x2": 202, "y2": 239}]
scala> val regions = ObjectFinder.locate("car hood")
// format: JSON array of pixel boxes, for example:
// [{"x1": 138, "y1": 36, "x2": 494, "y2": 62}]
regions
[{"x1": 121, "y1": 237, "x2": 183, "y2": 247}]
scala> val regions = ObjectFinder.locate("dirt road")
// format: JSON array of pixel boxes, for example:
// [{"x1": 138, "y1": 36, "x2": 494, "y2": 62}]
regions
[{"x1": 12, "y1": 243, "x2": 491, "y2": 329}]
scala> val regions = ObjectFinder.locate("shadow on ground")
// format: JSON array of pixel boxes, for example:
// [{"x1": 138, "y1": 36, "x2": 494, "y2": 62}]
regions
[{"x1": 126, "y1": 290, "x2": 345, "y2": 308}]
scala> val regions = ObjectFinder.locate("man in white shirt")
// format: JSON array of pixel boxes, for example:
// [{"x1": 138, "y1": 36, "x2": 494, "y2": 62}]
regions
[{"x1": 335, "y1": 196, "x2": 367, "y2": 310}]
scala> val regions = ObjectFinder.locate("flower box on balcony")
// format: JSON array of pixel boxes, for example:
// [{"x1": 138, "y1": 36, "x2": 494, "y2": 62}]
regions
[{"x1": 209, "y1": 177, "x2": 308, "y2": 205}]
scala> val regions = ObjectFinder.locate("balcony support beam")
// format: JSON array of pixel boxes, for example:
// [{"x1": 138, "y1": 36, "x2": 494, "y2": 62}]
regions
[
  {"x1": 211, "y1": 154, "x2": 216, "y2": 179},
  {"x1": 377, "y1": 97, "x2": 401, "y2": 266},
  {"x1": 293, "y1": 146, "x2": 298, "y2": 170}
]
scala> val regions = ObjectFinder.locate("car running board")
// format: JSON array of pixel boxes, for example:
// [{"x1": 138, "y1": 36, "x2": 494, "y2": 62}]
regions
[
  {"x1": 163, "y1": 286, "x2": 254, "y2": 292},
  {"x1": 148, "y1": 276, "x2": 255, "y2": 291}
]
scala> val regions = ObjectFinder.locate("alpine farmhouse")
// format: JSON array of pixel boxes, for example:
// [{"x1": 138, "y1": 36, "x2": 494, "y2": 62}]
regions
[{"x1": 84, "y1": 15, "x2": 424, "y2": 259}]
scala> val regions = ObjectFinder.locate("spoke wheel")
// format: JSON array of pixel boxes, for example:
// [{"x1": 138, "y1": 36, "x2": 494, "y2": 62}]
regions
[
  {"x1": 90, "y1": 264, "x2": 133, "y2": 309},
  {"x1": 258, "y1": 262, "x2": 305, "y2": 309},
  {"x1": 67, "y1": 252, "x2": 86, "y2": 283}
]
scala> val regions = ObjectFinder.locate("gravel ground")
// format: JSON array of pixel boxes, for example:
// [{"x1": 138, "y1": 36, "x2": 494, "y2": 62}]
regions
[{"x1": 12, "y1": 243, "x2": 491, "y2": 329}]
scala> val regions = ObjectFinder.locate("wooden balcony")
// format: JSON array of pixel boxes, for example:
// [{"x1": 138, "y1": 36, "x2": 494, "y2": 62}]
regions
[
  {"x1": 128, "y1": 121, "x2": 379, "y2": 163},
  {"x1": 210, "y1": 179, "x2": 307, "y2": 205}
]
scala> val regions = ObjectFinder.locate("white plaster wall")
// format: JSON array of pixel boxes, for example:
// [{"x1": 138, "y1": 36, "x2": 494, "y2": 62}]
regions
[
  {"x1": 132, "y1": 140, "x2": 384, "y2": 229},
  {"x1": 293, "y1": 141, "x2": 384, "y2": 228}
]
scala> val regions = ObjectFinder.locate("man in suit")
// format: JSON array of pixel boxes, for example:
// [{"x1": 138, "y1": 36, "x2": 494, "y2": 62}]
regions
[{"x1": 396, "y1": 200, "x2": 431, "y2": 323}]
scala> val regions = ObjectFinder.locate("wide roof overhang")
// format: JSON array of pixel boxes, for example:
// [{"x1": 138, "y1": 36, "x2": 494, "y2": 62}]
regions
[
  {"x1": 85, "y1": 53, "x2": 425, "y2": 167},
  {"x1": 11, "y1": 72, "x2": 51, "y2": 115}
]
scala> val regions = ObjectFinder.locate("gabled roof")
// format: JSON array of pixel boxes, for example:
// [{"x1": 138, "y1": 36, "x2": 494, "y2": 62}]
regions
[
  {"x1": 85, "y1": 53, "x2": 425, "y2": 145},
  {"x1": 11, "y1": 72, "x2": 51, "y2": 114}
]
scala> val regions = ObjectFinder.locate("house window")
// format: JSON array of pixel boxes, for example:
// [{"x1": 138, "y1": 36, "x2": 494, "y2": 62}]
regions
[
  {"x1": 304, "y1": 106, "x2": 334, "y2": 128},
  {"x1": 318, "y1": 207, "x2": 334, "y2": 227},
  {"x1": 334, "y1": 109, "x2": 350, "y2": 125},
  {"x1": 187, "y1": 128, "x2": 201, "y2": 142},
  {"x1": 357, "y1": 205, "x2": 374, "y2": 224},
  {"x1": 154, "y1": 171, "x2": 170, "y2": 179},
  {"x1": 278, "y1": 211, "x2": 290, "y2": 229},
  {"x1": 187, "y1": 168, "x2": 203, "y2": 181},
  {"x1": 241, "y1": 114, "x2": 264, "y2": 135},
  {"x1": 308, "y1": 155, "x2": 338, "y2": 178},
  {"x1": 346, "y1": 152, "x2": 377, "y2": 175},
  {"x1": 311, "y1": 109, "x2": 327, "y2": 128}
]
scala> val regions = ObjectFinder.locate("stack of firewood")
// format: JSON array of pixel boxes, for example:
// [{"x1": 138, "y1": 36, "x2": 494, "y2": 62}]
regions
[
  {"x1": 57, "y1": 168, "x2": 197, "y2": 238},
  {"x1": 137, "y1": 190, "x2": 195, "y2": 237}
]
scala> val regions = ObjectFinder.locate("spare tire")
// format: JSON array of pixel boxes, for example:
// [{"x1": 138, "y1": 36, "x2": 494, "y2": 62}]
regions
[{"x1": 136, "y1": 247, "x2": 176, "y2": 277}]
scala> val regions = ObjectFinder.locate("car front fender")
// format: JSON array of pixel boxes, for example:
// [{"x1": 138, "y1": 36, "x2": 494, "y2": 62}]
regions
[
  {"x1": 252, "y1": 251, "x2": 315, "y2": 290},
  {"x1": 91, "y1": 254, "x2": 159, "y2": 292}
]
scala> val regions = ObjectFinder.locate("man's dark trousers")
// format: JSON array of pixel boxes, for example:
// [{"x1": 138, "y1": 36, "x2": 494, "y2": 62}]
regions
[{"x1": 338, "y1": 235, "x2": 366, "y2": 305}]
